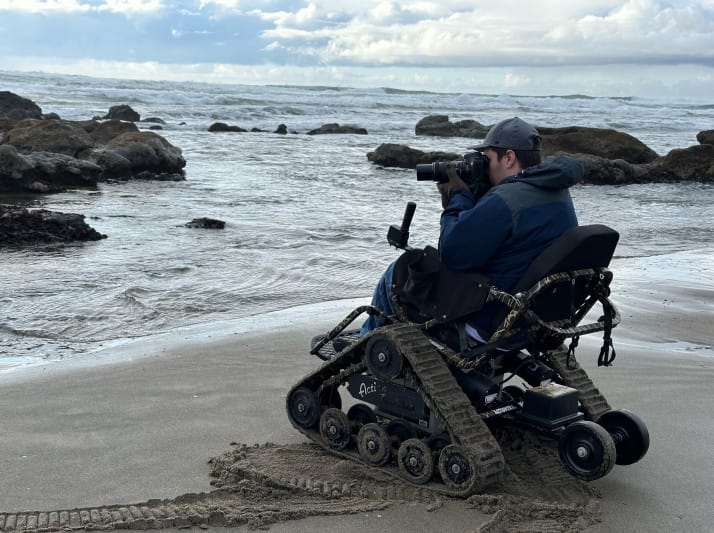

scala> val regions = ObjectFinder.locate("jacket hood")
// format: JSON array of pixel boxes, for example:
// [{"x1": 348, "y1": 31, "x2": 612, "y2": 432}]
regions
[{"x1": 505, "y1": 155, "x2": 584, "y2": 190}]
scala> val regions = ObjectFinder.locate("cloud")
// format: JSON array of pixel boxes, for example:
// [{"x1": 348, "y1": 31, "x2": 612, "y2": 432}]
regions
[
  {"x1": 0, "y1": 0, "x2": 91, "y2": 13},
  {"x1": 1, "y1": 0, "x2": 713, "y2": 98},
  {"x1": 98, "y1": 0, "x2": 165, "y2": 14},
  {"x1": 252, "y1": 0, "x2": 714, "y2": 67},
  {"x1": 0, "y1": 0, "x2": 166, "y2": 15}
]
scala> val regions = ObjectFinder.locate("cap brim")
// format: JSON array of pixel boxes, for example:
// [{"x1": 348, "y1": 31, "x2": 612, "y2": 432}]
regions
[{"x1": 469, "y1": 142, "x2": 488, "y2": 151}]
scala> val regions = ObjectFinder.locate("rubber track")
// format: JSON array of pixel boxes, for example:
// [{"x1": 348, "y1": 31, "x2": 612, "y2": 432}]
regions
[
  {"x1": 547, "y1": 346, "x2": 611, "y2": 421},
  {"x1": 0, "y1": 496, "x2": 232, "y2": 532},
  {"x1": 0, "y1": 470, "x2": 380, "y2": 532},
  {"x1": 287, "y1": 323, "x2": 506, "y2": 497}
]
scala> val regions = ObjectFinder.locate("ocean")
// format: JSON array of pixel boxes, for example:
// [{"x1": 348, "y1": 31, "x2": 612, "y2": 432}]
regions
[{"x1": 1, "y1": 70, "x2": 713, "y2": 371}]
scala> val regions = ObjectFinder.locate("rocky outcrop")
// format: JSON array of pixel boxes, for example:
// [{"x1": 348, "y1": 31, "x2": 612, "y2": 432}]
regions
[
  {"x1": 643, "y1": 144, "x2": 714, "y2": 182},
  {"x1": 697, "y1": 130, "x2": 714, "y2": 145},
  {"x1": 0, "y1": 206, "x2": 106, "y2": 245},
  {"x1": 540, "y1": 126, "x2": 658, "y2": 164},
  {"x1": 568, "y1": 154, "x2": 649, "y2": 185},
  {"x1": 88, "y1": 119, "x2": 140, "y2": 145},
  {"x1": 1, "y1": 117, "x2": 186, "y2": 190},
  {"x1": 100, "y1": 131, "x2": 186, "y2": 181},
  {"x1": 415, "y1": 115, "x2": 489, "y2": 138},
  {"x1": 367, "y1": 143, "x2": 461, "y2": 169},
  {"x1": 0, "y1": 145, "x2": 103, "y2": 192},
  {"x1": 0, "y1": 91, "x2": 43, "y2": 120},
  {"x1": 570, "y1": 143, "x2": 714, "y2": 184},
  {"x1": 307, "y1": 123, "x2": 368, "y2": 135},
  {"x1": 103, "y1": 104, "x2": 140, "y2": 122},
  {"x1": 2, "y1": 119, "x2": 94, "y2": 156},
  {"x1": 208, "y1": 122, "x2": 247, "y2": 133},
  {"x1": 185, "y1": 217, "x2": 226, "y2": 229}
]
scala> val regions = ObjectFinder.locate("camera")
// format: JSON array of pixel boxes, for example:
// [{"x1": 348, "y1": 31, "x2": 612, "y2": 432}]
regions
[{"x1": 416, "y1": 151, "x2": 491, "y2": 199}]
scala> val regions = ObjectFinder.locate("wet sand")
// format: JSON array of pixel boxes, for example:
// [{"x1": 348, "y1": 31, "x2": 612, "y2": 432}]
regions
[{"x1": 1, "y1": 282, "x2": 713, "y2": 531}]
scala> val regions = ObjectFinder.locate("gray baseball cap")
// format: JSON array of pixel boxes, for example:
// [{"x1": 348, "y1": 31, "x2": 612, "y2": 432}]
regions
[{"x1": 471, "y1": 117, "x2": 541, "y2": 151}]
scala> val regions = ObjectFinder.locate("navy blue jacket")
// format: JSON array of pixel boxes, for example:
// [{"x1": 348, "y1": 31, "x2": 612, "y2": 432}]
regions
[{"x1": 439, "y1": 155, "x2": 583, "y2": 334}]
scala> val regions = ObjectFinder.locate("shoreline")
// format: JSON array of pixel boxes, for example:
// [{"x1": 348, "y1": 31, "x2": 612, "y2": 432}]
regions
[
  {"x1": 1, "y1": 263, "x2": 713, "y2": 531},
  {"x1": 0, "y1": 297, "x2": 371, "y2": 383},
  {"x1": 4, "y1": 246, "x2": 712, "y2": 383}
]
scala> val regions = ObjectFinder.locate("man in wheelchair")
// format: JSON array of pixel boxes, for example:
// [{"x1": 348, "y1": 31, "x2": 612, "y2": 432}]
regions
[{"x1": 297, "y1": 118, "x2": 649, "y2": 486}]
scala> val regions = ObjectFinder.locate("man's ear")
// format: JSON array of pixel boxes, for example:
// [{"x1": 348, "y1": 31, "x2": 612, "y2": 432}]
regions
[{"x1": 505, "y1": 149, "x2": 519, "y2": 169}]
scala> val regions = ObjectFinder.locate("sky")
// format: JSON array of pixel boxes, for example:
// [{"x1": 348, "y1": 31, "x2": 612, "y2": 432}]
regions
[{"x1": 1, "y1": 0, "x2": 714, "y2": 98}]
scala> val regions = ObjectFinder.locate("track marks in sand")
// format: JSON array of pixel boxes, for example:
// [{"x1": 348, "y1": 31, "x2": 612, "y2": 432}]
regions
[{"x1": 0, "y1": 429, "x2": 600, "y2": 532}]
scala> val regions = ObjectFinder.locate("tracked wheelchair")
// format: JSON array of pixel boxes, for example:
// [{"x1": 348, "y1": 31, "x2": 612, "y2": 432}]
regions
[{"x1": 288, "y1": 202, "x2": 649, "y2": 494}]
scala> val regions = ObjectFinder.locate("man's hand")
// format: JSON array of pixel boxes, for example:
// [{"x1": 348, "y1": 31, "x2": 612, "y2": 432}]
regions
[{"x1": 437, "y1": 164, "x2": 468, "y2": 208}]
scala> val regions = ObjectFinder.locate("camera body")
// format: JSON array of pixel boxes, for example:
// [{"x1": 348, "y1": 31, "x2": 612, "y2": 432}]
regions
[{"x1": 416, "y1": 151, "x2": 491, "y2": 200}]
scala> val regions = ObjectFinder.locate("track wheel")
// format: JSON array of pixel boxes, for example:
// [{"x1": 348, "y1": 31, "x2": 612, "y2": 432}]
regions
[
  {"x1": 398, "y1": 438, "x2": 434, "y2": 484},
  {"x1": 438, "y1": 444, "x2": 477, "y2": 491},
  {"x1": 365, "y1": 335, "x2": 403, "y2": 380},
  {"x1": 558, "y1": 420, "x2": 616, "y2": 481},
  {"x1": 598, "y1": 409, "x2": 650, "y2": 465},
  {"x1": 319, "y1": 408, "x2": 351, "y2": 450},
  {"x1": 287, "y1": 387, "x2": 321, "y2": 429},
  {"x1": 347, "y1": 403, "x2": 376, "y2": 432},
  {"x1": 357, "y1": 423, "x2": 392, "y2": 466}
]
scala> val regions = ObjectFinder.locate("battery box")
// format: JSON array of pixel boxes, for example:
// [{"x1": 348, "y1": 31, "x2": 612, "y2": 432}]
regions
[{"x1": 517, "y1": 382, "x2": 584, "y2": 430}]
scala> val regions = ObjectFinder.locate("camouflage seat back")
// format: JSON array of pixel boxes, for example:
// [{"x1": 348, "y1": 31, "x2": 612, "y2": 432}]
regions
[{"x1": 512, "y1": 224, "x2": 619, "y2": 325}]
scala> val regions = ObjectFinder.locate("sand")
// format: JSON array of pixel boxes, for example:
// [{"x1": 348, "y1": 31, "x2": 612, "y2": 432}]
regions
[{"x1": 1, "y1": 280, "x2": 713, "y2": 532}]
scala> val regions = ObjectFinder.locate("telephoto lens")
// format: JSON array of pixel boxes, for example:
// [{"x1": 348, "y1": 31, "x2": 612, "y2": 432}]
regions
[{"x1": 415, "y1": 161, "x2": 453, "y2": 183}]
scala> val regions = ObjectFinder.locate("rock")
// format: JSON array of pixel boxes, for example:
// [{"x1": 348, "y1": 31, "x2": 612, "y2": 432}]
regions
[
  {"x1": 208, "y1": 122, "x2": 246, "y2": 132},
  {"x1": 307, "y1": 123, "x2": 368, "y2": 135},
  {"x1": 643, "y1": 144, "x2": 714, "y2": 182},
  {"x1": 539, "y1": 126, "x2": 658, "y2": 164},
  {"x1": 367, "y1": 143, "x2": 461, "y2": 169},
  {"x1": 2, "y1": 119, "x2": 94, "y2": 157},
  {"x1": 143, "y1": 117, "x2": 166, "y2": 124},
  {"x1": 0, "y1": 206, "x2": 106, "y2": 245},
  {"x1": 0, "y1": 145, "x2": 102, "y2": 193},
  {"x1": 0, "y1": 91, "x2": 43, "y2": 120},
  {"x1": 0, "y1": 95, "x2": 185, "y2": 190},
  {"x1": 0, "y1": 118, "x2": 18, "y2": 141},
  {"x1": 103, "y1": 104, "x2": 140, "y2": 122},
  {"x1": 103, "y1": 131, "x2": 186, "y2": 179},
  {"x1": 1, "y1": 117, "x2": 185, "y2": 188},
  {"x1": 415, "y1": 115, "x2": 490, "y2": 138},
  {"x1": 696, "y1": 130, "x2": 714, "y2": 145},
  {"x1": 81, "y1": 148, "x2": 132, "y2": 180},
  {"x1": 133, "y1": 170, "x2": 186, "y2": 181},
  {"x1": 274, "y1": 124, "x2": 288, "y2": 135},
  {"x1": 185, "y1": 217, "x2": 225, "y2": 229},
  {"x1": 567, "y1": 154, "x2": 649, "y2": 185},
  {"x1": 89, "y1": 119, "x2": 140, "y2": 145},
  {"x1": 73, "y1": 119, "x2": 101, "y2": 135},
  {"x1": 149, "y1": 125, "x2": 163, "y2": 130}
]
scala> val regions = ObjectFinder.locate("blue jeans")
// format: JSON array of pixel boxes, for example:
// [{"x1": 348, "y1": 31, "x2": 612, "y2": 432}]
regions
[{"x1": 360, "y1": 261, "x2": 396, "y2": 336}]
